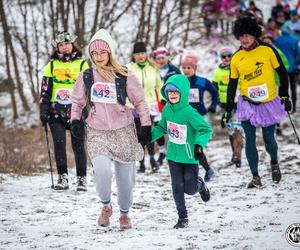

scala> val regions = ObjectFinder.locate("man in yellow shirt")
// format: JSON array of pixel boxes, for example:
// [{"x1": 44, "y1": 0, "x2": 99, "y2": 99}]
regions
[{"x1": 222, "y1": 17, "x2": 292, "y2": 188}]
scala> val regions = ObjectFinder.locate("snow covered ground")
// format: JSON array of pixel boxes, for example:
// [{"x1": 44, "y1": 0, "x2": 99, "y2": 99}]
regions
[
  {"x1": 1, "y1": 114, "x2": 299, "y2": 250},
  {"x1": 1, "y1": 1, "x2": 300, "y2": 249}
]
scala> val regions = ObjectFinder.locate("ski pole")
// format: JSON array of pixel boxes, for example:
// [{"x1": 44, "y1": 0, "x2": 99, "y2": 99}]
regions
[
  {"x1": 44, "y1": 124, "x2": 54, "y2": 188},
  {"x1": 288, "y1": 111, "x2": 300, "y2": 145}
]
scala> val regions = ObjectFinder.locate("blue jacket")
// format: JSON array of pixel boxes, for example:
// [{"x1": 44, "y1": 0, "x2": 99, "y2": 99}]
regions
[
  {"x1": 274, "y1": 34, "x2": 298, "y2": 73},
  {"x1": 188, "y1": 74, "x2": 219, "y2": 115},
  {"x1": 161, "y1": 63, "x2": 181, "y2": 83}
]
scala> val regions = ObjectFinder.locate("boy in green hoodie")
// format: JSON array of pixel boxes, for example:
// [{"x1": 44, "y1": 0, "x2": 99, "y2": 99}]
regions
[{"x1": 151, "y1": 74, "x2": 212, "y2": 229}]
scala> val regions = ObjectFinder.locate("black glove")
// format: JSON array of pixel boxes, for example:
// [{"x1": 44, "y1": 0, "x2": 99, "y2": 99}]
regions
[
  {"x1": 221, "y1": 111, "x2": 232, "y2": 128},
  {"x1": 139, "y1": 125, "x2": 152, "y2": 146},
  {"x1": 194, "y1": 144, "x2": 204, "y2": 161},
  {"x1": 207, "y1": 106, "x2": 216, "y2": 113},
  {"x1": 281, "y1": 97, "x2": 292, "y2": 112},
  {"x1": 160, "y1": 99, "x2": 167, "y2": 105},
  {"x1": 71, "y1": 120, "x2": 85, "y2": 139},
  {"x1": 40, "y1": 112, "x2": 50, "y2": 127}
]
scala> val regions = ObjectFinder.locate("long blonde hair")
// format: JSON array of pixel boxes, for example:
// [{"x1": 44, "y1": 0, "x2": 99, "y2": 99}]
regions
[{"x1": 95, "y1": 53, "x2": 128, "y2": 81}]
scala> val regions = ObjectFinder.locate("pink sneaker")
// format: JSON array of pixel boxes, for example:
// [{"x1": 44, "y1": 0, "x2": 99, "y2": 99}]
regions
[
  {"x1": 119, "y1": 215, "x2": 132, "y2": 229},
  {"x1": 98, "y1": 206, "x2": 112, "y2": 227}
]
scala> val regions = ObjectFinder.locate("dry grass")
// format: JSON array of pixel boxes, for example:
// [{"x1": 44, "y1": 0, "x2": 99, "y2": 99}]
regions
[{"x1": 0, "y1": 123, "x2": 75, "y2": 175}]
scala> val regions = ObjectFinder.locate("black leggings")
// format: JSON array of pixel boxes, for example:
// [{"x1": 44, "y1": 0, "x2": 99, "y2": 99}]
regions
[
  {"x1": 49, "y1": 118, "x2": 87, "y2": 176},
  {"x1": 168, "y1": 160, "x2": 200, "y2": 218}
]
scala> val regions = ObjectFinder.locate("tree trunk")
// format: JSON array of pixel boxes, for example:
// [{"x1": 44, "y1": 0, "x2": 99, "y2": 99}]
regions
[
  {"x1": 5, "y1": 40, "x2": 17, "y2": 119},
  {"x1": 182, "y1": 0, "x2": 193, "y2": 47},
  {"x1": 0, "y1": 1, "x2": 30, "y2": 112}
]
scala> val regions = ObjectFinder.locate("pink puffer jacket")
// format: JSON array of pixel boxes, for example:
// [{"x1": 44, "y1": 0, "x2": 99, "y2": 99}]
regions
[{"x1": 71, "y1": 66, "x2": 151, "y2": 130}]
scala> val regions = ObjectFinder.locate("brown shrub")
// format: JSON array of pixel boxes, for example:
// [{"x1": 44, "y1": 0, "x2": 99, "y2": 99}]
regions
[{"x1": 0, "y1": 123, "x2": 75, "y2": 175}]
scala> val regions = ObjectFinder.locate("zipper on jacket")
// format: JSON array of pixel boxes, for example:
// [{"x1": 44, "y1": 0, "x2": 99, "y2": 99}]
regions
[{"x1": 142, "y1": 68, "x2": 145, "y2": 88}]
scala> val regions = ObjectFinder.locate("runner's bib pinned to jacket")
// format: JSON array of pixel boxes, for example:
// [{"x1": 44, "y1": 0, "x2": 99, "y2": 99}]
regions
[
  {"x1": 55, "y1": 88, "x2": 72, "y2": 104},
  {"x1": 91, "y1": 82, "x2": 117, "y2": 104},
  {"x1": 189, "y1": 88, "x2": 200, "y2": 103},
  {"x1": 167, "y1": 121, "x2": 187, "y2": 144}
]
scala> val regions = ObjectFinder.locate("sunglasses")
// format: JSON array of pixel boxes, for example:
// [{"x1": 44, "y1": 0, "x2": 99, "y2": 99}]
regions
[{"x1": 221, "y1": 54, "x2": 232, "y2": 59}]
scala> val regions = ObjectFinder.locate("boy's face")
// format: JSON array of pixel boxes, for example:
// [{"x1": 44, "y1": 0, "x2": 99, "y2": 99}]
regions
[
  {"x1": 182, "y1": 65, "x2": 195, "y2": 77},
  {"x1": 168, "y1": 91, "x2": 180, "y2": 104}
]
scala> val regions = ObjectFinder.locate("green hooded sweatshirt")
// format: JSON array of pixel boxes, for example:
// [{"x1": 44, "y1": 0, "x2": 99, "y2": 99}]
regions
[{"x1": 151, "y1": 74, "x2": 212, "y2": 164}]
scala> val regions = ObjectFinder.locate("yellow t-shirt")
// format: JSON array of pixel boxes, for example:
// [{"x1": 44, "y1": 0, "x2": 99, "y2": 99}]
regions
[{"x1": 230, "y1": 44, "x2": 280, "y2": 102}]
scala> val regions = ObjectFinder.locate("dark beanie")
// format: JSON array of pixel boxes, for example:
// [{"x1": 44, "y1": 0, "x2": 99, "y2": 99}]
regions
[
  {"x1": 233, "y1": 17, "x2": 262, "y2": 40},
  {"x1": 133, "y1": 42, "x2": 146, "y2": 54}
]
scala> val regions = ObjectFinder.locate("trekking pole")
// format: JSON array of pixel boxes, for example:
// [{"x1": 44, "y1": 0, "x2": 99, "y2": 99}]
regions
[
  {"x1": 44, "y1": 124, "x2": 54, "y2": 188},
  {"x1": 287, "y1": 111, "x2": 300, "y2": 145}
]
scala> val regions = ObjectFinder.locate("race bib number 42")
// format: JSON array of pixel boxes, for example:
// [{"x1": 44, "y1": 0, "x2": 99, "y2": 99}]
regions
[
  {"x1": 167, "y1": 121, "x2": 187, "y2": 144},
  {"x1": 247, "y1": 83, "x2": 269, "y2": 102},
  {"x1": 91, "y1": 82, "x2": 117, "y2": 104}
]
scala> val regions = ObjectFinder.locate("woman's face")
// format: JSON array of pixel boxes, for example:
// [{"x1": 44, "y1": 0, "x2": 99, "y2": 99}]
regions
[
  {"x1": 155, "y1": 55, "x2": 168, "y2": 68},
  {"x1": 221, "y1": 53, "x2": 232, "y2": 66},
  {"x1": 133, "y1": 52, "x2": 147, "y2": 63},
  {"x1": 91, "y1": 50, "x2": 109, "y2": 67},
  {"x1": 57, "y1": 42, "x2": 73, "y2": 54},
  {"x1": 239, "y1": 34, "x2": 256, "y2": 49},
  {"x1": 182, "y1": 65, "x2": 195, "y2": 77}
]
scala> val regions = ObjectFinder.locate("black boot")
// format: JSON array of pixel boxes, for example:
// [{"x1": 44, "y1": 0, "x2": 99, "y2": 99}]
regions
[
  {"x1": 173, "y1": 218, "x2": 188, "y2": 229},
  {"x1": 157, "y1": 152, "x2": 166, "y2": 166},
  {"x1": 137, "y1": 160, "x2": 146, "y2": 173},
  {"x1": 150, "y1": 156, "x2": 159, "y2": 173},
  {"x1": 233, "y1": 156, "x2": 241, "y2": 168},
  {"x1": 247, "y1": 175, "x2": 262, "y2": 188},
  {"x1": 198, "y1": 177, "x2": 210, "y2": 202},
  {"x1": 271, "y1": 163, "x2": 281, "y2": 183}
]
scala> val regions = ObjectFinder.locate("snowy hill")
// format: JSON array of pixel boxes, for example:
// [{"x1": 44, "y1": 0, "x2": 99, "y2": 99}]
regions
[{"x1": 1, "y1": 1, "x2": 300, "y2": 249}]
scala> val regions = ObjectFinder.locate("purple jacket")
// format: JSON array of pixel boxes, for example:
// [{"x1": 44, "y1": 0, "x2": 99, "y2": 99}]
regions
[{"x1": 71, "y1": 66, "x2": 151, "y2": 130}]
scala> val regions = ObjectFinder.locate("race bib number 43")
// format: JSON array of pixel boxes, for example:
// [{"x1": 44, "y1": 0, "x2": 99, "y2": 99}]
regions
[
  {"x1": 91, "y1": 82, "x2": 117, "y2": 104},
  {"x1": 167, "y1": 121, "x2": 187, "y2": 144},
  {"x1": 247, "y1": 83, "x2": 269, "y2": 102}
]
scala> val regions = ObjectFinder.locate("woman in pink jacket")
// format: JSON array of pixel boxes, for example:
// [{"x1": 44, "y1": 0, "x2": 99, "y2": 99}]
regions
[{"x1": 71, "y1": 29, "x2": 151, "y2": 229}]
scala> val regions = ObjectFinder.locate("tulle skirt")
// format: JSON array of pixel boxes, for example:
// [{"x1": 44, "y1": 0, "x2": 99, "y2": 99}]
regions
[{"x1": 236, "y1": 96, "x2": 287, "y2": 127}]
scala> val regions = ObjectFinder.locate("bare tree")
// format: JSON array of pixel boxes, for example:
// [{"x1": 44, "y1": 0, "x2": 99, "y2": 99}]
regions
[
  {"x1": 0, "y1": 0, "x2": 211, "y2": 122},
  {"x1": 0, "y1": 1, "x2": 30, "y2": 112}
]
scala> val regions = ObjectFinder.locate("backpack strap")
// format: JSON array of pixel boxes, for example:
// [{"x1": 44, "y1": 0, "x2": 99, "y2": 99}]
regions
[
  {"x1": 82, "y1": 67, "x2": 94, "y2": 120},
  {"x1": 50, "y1": 60, "x2": 54, "y2": 76},
  {"x1": 79, "y1": 60, "x2": 86, "y2": 71},
  {"x1": 115, "y1": 72, "x2": 127, "y2": 105}
]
